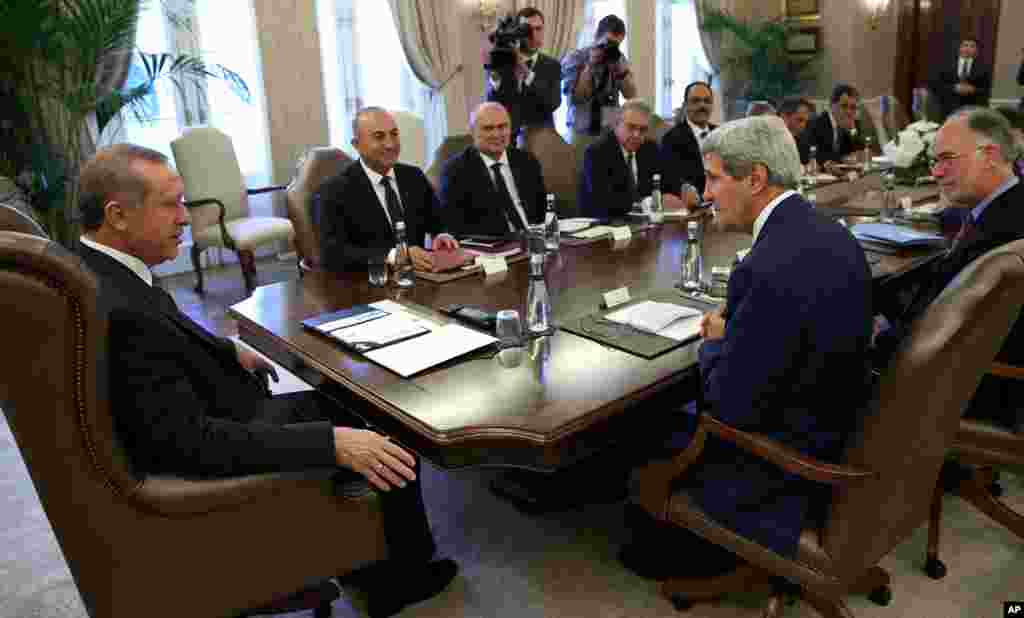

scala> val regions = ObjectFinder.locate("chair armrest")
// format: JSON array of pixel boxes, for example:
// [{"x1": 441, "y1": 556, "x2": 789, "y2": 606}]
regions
[
  {"x1": 247, "y1": 184, "x2": 288, "y2": 195},
  {"x1": 634, "y1": 416, "x2": 712, "y2": 520},
  {"x1": 185, "y1": 197, "x2": 235, "y2": 251},
  {"x1": 132, "y1": 468, "x2": 340, "y2": 518},
  {"x1": 989, "y1": 361, "x2": 1024, "y2": 381},
  {"x1": 702, "y1": 414, "x2": 876, "y2": 485}
]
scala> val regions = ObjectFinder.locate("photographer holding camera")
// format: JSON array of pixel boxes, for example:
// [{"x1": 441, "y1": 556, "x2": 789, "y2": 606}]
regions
[
  {"x1": 561, "y1": 14, "x2": 637, "y2": 151},
  {"x1": 485, "y1": 7, "x2": 562, "y2": 141}
]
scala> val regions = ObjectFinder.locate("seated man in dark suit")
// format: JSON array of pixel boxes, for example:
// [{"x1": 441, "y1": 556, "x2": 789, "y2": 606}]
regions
[
  {"x1": 76, "y1": 144, "x2": 457, "y2": 617},
  {"x1": 579, "y1": 98, "x2": 685, "y2": 220},
  {"x1": 874, "y1": 107, "x2": 1024, "y2": 433},
  {"x1": 778, "y1": 96, "x2": 814, "y2": 164},
  {"x1": 932, "y1": 38, "x2": 992, "y2": 119},
  {"x1": 318, "y1": 107, "x2": 459, "y2": 272},
  {"x1": 800, "y1": 82, "x2": 866, "y2": 167},
  {"x1": 620, "y1": 116, "x2": 873, "y2": 579},
  {"x1": 659, "y1": 81, "x2": 718, "y2": 209},
  {"x1": 484, "y1": 6, "x2": 562, "y2": 141},
  {"x1": 440, "y1": 101, "x2": 548, "y2": 236}
]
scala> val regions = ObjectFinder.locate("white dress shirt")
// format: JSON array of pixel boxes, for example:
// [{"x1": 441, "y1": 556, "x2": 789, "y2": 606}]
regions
[
  {"x1": 489, "y1": 50, "x2": 539, "y2": 92},
  {"x1": 79, "y1": 235, "x2": 153, "y2": 286},
  {"x1": 688, "y1": 119, "x2": 712, "y2": 150},
  {"x1": 958, "y1": 57, "x2": 973, "y2": 79},
  {"x1": 752, "y1": 190, "x2": 796, "y2": 246},
  {"x1": 479, "y1": 150, "x2": 530, "y2": 231},
  {"x1": 360, "y1": 159, "x2": 404, "y2": 229}
]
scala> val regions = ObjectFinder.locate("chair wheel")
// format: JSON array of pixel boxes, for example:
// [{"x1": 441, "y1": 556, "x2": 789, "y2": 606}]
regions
[
  {"x1": 670, "y1": 595, "x2": 694, "y2": 611},
  {"x1": 868, "y1": 585, "x2": 892, "y2": 606},
  {"x1": 925, "y1": 557, "x2": 947, "y2": 580},
  {"x1": 989, "y1": 481, "x2": 1004, "y2": 497},
  {"x1": 313, "y1": 602, "x2": 333, "y2": 618}
]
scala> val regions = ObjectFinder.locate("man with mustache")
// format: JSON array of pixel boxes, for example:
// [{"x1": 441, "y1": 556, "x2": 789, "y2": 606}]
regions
[
  {"x1": 800, "y1": 83, "x2": 866, "y2": 168},
  {"x1": 318, "y1": 107, "x2": 459, "y2": 273},
  {"x1": 77, "y1": 143, "x2": 459, "y2": 617},
  {"x1": 874, "y1": 106, "x2": 1024, "y2": 433},
  {"x1": 659, "y1": 81, "x2": 717, "y2": 210}
]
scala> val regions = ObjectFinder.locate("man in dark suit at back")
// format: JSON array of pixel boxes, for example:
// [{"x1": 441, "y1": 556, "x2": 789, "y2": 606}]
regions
[
  {"x1": 620, "y1": 116, "x2": 873, "y2": 579},
  {"x1": 318, "y1": 107, "x2": 459, "y2": 273},
  {"x1": 874, "y1": 107, "x2": 1024, "y2": 433},
  {"x1": 932, "y1": 38, "x2": 992, "y2": 118},
  {"x1": 440, "y1": 101, "x2": 548, "y2": 237},
  {"x1": 659, "y1": 82, "x2": 717, "y2": 210},
  {"x1": 778, "y1": 96, "x2": 814, "y2": 164},
  {"x1": 579, "y1": 99, "x2": 686, "y2": 220},
  {"x1": 484, "y1": 6, "x2": 562, "y2": 141},
  {"x1": 76, "y1": 144, "x2": 457, "y2": 617},
  {"x1": 800, "y1": 82, "x2": 866, "y2": 167}
]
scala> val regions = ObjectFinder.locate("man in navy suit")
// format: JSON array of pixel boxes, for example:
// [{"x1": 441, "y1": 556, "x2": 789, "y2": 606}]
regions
[
  {"x1": 318, "y1": 107, "x2": 459, "y2": 273},
  {"x1": 77, "y1": 144, "x2": 457, "y2": 616},
  {"x1": 932, "y1": 38, "x2": 992, "y2": 118},
  {"x1": 659, "y1": 82, "x2": 718, "y2": 209},
  {"x1": 800, "y1": 83, "x2": 866, "y2": 167},
  {"x1": 579, "y1": 99, "x2": 685, "y2": 220},
  {"x1": 621, "y1": 116, "x2": 873, "y2": 578},
  {"x1": 440, "y1": 102, "x2": 548, "y2": 237},
  {"x1": 875, "y1": 107, "x2": 1024, "y2": 433}
]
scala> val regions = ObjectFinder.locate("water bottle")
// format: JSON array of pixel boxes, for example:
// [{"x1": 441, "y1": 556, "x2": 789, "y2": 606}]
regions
[
  {"x1": 864, "y1": 135, "x2": 874, "y2": 173},
  {"x1": 543, "y1": 193, "x2": 560, "y2": 251},
  {"x1": 649, "y1": 174, "x2": 664, "y2": 224},
  {"x1": 392, "y1": 220, "x2": 415, "y2": 288},
  {"x1": 879, "y1": 172, "x2": 896, "y2": 223},
  {"x1": 682, "y1": 220, "x2": 704, "y2": 292},
  {"x1": 807, "y1": 145, "x2": 819, "y2": 181},
  {"x1": 526, "y1": 250, "x2": 551, "y2": 334}
]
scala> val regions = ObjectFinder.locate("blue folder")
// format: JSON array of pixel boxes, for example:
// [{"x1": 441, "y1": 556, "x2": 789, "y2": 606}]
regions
[{"x1": 850, "y1": 223, "x2": 946, "y2": 248}]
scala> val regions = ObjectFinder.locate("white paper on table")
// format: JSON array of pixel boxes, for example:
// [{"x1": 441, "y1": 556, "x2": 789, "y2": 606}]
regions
[
  {"x1": 605, "y1": 301, "x2": 703, "y2": 334},
  {"x1": 329, "y1": 313, "x2": 430, "y2": 349},
  {"x1": 657, "y1": 315, "x2": 704, "y2": 342},
  {"x1": 559, "y1": 218, "x2": 598, "y2": 233},
  {"x1": 364, "y1": 323, "x2": 498, "y2": 377},
  {"x1": 572, "y1": 225, "x2": 614, "y2": 239}
]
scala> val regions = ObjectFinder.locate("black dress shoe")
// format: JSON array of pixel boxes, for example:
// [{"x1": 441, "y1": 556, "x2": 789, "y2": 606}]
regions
[{"x1": 364, "y1": 558, "x2": 458, "y2": 618}]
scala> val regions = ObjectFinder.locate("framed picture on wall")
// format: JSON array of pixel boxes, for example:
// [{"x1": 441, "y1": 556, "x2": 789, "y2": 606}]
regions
[
  {"x1": 785, "y1": 0, "x2": 820, "y2": 18},
  {"x1": 787, "y1": 27, "x2": 821, "y2": 55}
]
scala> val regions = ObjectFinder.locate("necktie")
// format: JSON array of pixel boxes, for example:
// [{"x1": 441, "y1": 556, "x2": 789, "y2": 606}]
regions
[
  {"x1": 699, "y1": 129, "x2": 709, "y2": 140},
  {"x1": 381, "y1": 176, "x2": 404, "y2": 230},
  {"x1": 491, "y1": 162, "x2": 524, "y2": 231},
  {"x1": 950, "y1": 214, "x2": 977, "y2": 253},
  {"x1": 625, "y1": 152, "x2": 638, "y2": 202},
  {"x1": 525, "y1": 58, "x2": 534, "y2": 71}
]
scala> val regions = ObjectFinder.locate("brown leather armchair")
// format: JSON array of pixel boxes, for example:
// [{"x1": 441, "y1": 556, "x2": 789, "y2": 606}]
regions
[
  {"x1": 426, "y1": 134, "x2": 474, "y2": 193},
  {"x1": 632, "y1": 239, "x2": 1024, "y2": 616},
  {"x1": 285, "y1": 147, "x2": 353, "y2": 273},
  {"x1": 0, "y1": 202, "x2": 49, "y2": 237},
  {"x1": 519, "y1": 126, "x2": 580, "y2": 218},
  {"x1": 923, "y1": 362, "x2": 1024, "y2": 579},
  {"x1": 0, "y1": 232, "x2": 389, "y2": 618}
]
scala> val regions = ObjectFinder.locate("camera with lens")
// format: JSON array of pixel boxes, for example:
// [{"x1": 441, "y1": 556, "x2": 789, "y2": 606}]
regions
[
  {"x1": 486, "y1": 14, "x2": 532, "y2": 72},
  {"x1": 595, "y1": 35, "x2": 623, "y2": 65}
]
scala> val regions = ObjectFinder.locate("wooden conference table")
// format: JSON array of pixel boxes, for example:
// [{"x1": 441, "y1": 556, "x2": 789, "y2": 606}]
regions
[{"x1": 230, "y1": 182, "x2": 943, "y2": 472}]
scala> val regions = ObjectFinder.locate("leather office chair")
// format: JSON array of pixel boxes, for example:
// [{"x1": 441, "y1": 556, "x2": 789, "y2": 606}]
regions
[
  {"x1": 0, "y1": 202, "x2": 49, "y2": 237},
  {"x1": 171, "y1": 126, "x2": 295, "y2": 295},
  {"x1": 648, "y1": 112, "x2": 674, "y2": 146},
  {"x1": 391, "y1": 109, "x2": 427, "y2": 169},
  {"x1": 426, "y1": 134, "x2": 474, "y2": 193},
  {"x1": 632, "y1": 239, "x2": 1024, "y2": 616},
  {"x1": 285, "y1": 147, "x2": 353, "y2": 273},
  {"x1": 923, "y1": 363, "x2": 1024, "y2": 579},
  {"x1": 0, "y1": 231, "x2": 389, "y2": 618},
  {"x1": 520, "y1": 126, "x2": 580, "y2": 218}
]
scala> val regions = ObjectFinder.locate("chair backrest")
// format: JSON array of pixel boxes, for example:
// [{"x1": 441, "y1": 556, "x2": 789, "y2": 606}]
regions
[
  {"x1": 391, "y1": 110, "x2": 426, "y2": 170},
  {"x1": 0, "y1": 203, "x2": 49, "y2": 237},
  {"x1": 886, "y1": 95, "x2": 911, "y2": 135},
  {"x1": 0, "y1": 231, "x2": 141, "y2": 615},
  {"x1": 520, "y1": 126, "x2": 580, "y2": 218},
  {"x1": 171, "y1": 126, "x2": 248, "y2": 242},
  {"x1": 648, "y1": 112, "x2": 673, "y2": 146},
  {"x1": 426, "y1": 134, "x2": 474, "y2": 192},
  {"x1": 285, "y1": 147, "x2": 353, "y2": 269},
  {"x1": 861, "y1": 97, "x2": 889, "y2": 146},
  {"x1": 824, "y1": 239, "x2": 1024, "y2": 577}
]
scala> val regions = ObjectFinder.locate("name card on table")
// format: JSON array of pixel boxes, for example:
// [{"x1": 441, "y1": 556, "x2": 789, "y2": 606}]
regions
[
  {"x1": 602, "y1": 286, "x2": 631, "y2": 309},
  {"x1": 610, "y1": 226, "x2": 632, "y2": 241},
  {"x1": 475, "y1": 255, "x2": 508, "y2": 276},
  {"x1": 899, "y1": 196, "x2": 913, "y2": 211}
]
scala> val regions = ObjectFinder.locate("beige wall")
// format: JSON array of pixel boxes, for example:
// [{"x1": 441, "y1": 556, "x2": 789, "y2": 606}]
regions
[
  {"x1": 993, "y1": 0, "x2": 1023, "y2": 101},
  {"x1": 625, "y1": 0, "x2": 657, "y2": 111},
  {"x1": 817, "y1": 0, "x2": 900, "y2": 99}
]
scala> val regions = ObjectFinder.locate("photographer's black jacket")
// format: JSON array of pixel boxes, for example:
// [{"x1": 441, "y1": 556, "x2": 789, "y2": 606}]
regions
[{"x1": 485, "y1": 52, "x2": 562, "y2": 138}]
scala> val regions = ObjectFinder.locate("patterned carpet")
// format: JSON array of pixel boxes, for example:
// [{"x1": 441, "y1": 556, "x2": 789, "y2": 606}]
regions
[{"x1": 2, "y1": 259, "x2": 1022, "y2": 617}]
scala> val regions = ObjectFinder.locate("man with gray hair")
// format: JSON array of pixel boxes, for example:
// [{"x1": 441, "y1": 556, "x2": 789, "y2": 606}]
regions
[
  {"x1": 621, "y1": 115, "x2": 873, "y2": 579},
  {"x1": 875, "y1": 106, "x2": 1024, "y2": 433},
  {"x1": 579, "y1": 98, "x2": 684, "y2": 219}
]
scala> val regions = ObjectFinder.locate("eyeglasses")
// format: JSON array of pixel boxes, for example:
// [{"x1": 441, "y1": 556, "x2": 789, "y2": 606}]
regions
[{"x1": 932, "y1": 146, "x2": 986, "y2": 171}]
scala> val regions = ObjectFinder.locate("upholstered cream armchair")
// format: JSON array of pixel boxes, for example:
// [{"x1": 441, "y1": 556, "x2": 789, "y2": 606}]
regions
[
  {"x1": 171, "y1": 127, "x2": 294, "y2": 295},
  {"x1": 391, "y1": 109, "x2": 426, "y2": 169}
]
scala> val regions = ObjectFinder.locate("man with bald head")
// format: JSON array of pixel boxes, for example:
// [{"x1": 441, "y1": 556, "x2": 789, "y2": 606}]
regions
[
  {"x1": 440, "y1": 102, "x2": 548, "y2": 236},
  {"x1": 318, "y1": 106, "x2": 458, "y2": 272}
]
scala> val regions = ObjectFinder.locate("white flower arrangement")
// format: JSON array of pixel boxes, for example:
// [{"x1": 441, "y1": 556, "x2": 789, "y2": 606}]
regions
[{"x1": 883, "y1": 120, "x2": 939, "y2": 182}]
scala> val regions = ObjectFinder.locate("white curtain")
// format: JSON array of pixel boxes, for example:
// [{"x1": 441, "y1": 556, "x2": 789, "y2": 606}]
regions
[
  {"x1": 655, "y1": 0, "x2": 673, "y2": 118},
  {"x1": 324, "y1": 0, "x2": 364, "y2": 149}
]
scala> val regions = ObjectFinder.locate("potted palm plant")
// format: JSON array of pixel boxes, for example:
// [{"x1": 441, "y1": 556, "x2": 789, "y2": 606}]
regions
[
  {"x1": 698, "y1": 6, "x2": 822, "y2": 120},
  {"x1": 0, "y1": 0, "x2": 249, "y2": 245}
]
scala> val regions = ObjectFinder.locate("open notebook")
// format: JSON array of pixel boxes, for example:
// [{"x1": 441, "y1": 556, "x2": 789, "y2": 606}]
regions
[{"x1": 604, "y1": 301, "x2": 704, "y2": 342}]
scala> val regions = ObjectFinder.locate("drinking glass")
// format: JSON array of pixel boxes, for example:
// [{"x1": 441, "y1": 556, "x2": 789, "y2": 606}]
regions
[
  {"x1": 496, "y1": 309, "x2": 523, "y2": 348},
  {"x1": 368, "y1": 261, "x2": 388, "y2": 287}
]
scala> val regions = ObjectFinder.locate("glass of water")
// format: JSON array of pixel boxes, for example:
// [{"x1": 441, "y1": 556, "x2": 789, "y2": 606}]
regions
[
  {"x1": 368, "y1": 259, "x2": 388, "y2": 287},
  {"x1": 496, "y1": 309, "x2": 523, "y2": 349}
]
